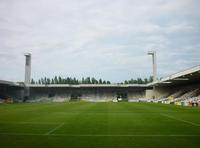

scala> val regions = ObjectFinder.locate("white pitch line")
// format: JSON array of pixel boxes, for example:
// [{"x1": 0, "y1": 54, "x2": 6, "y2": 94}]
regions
[
  {"x1": 0, "y1": 133, "x2": 200, "y2": 137},
  {"x1": 160, "y1": 113, "x2": 200, "y2": 127},
  {"x1": 44, "y1": 123, "x2": 65, "y2": 135},
  {"x1": 50, "y1": 134, "x2": 200, "y2": 137},
  {"x1": 0, "y1": 121, "x2": 60, "y2": 125}
]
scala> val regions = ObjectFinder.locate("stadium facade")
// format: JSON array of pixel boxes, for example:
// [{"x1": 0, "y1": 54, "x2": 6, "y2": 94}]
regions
[{"x1": 0, "y1": 54, "x2": 200, "y2": 104}]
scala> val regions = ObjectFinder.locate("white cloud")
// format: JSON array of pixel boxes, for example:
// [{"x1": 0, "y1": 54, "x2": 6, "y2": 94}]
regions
[{"x1": 0, "y1": 0, "x2": 200, "y2": 82}]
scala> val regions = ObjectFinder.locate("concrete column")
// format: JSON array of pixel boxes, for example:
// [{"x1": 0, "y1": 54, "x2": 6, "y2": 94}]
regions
[
  {"x1": 148, "y1": 50, "x2": 157, "y2": 82},
  {"x1": 24, "y1": 53, "x2": 31, "y2": 85},
  {"x1": 148, "y1": 51, "x2": 157, "y2": 99},
  {"x1": 24, "y1": 53, "x2": 31, "y2": 101}
]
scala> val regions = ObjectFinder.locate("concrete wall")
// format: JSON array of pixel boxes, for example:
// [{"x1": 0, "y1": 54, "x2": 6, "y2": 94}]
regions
[
  {"x1": 145, "y1": 89, "x2": 154, "y2": 99},
  {"x1": 154, "y1": 86, "x2": 173, "y2": 99},
  {"x1": 0, "y1": 84, "x2": 24, "y2": 101}
]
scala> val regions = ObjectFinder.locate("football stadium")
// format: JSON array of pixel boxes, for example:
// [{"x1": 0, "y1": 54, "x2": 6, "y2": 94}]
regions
[
  {"x1": 1, "y1": 0, "x2": 200, "y2": 147},
  {"x1": 0, "y1": 53, "x2": 200, "y2": 148}
]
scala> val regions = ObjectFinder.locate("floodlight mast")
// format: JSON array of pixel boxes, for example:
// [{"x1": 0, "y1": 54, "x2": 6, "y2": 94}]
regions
[
  {"x1": 148, "y1": 50, "x2": 157, "y2": 82},
  {"x1": 24, "y1": 53, "x2": 31, "y2": 85}
]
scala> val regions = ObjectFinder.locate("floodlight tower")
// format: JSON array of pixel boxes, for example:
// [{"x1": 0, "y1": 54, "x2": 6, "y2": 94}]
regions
[
  {"x1": 147, "y1": 50, "x2": 157, "y2": 82},
  {"x1": 24, "y1": 53, "x2": 31, "y2": 85},
  {"x1": 24, "y1": 53, "x2": 31, "y2": 100}
]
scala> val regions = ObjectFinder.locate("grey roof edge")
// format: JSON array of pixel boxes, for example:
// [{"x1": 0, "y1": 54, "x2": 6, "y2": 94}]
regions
[
  {"x1": 147, "y1": 65, "x2": 200, "y2": 86},
  {"x1": 27, "y1": 84, "x2": 150, "y2": 88},
  {"x1": 0, "y1": 80, "x2": 22, "y2": 87}
]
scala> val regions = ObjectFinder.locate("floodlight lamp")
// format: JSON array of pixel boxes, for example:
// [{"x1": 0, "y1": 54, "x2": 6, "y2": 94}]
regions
[
  {"x1": 147, "y1": 51, "x2": 154, "y2": 55},
  {"x1": 24, "y1": 53, "x2": 31, "y2": 57}
]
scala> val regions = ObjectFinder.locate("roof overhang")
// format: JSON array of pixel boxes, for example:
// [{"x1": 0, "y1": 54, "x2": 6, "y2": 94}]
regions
[
  {"x1": 148, "y1": 65, "x2": 200, "y2": 87},
  {"x1": 0, "y1": 80, "x2": 23, "y2": 87}
]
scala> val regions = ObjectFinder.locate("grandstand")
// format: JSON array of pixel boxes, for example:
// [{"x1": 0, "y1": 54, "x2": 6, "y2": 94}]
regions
[
  {"x1": 148, "y1": 65, "x2": 200, "y2": 106},
  {"x1": 1, "y1": 64, "x2": 200, "y2": 106},
  {"x1": 28, "y1": 84, "x2": 148, "y2": 102},
  {"x1": 0, "y1": 54, "x2": 200, "y2": 106}
]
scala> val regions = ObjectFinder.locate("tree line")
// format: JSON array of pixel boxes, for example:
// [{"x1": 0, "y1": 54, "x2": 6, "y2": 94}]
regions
[
  {"x1": 31, "y1": 76, "x2": 111, "y2": 85},
  {"x1": 123, "y1": 76, "x2": 153, "y2": 84},
  {"x1": 31, "y1": 76, "x2": 153, "y2": 85}
]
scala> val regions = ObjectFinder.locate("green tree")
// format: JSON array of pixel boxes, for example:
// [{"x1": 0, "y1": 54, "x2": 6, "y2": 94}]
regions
[
  {"x1": 58, "y1": 76, "x2": 62, "y2": 84},
  {"x1": 66, "y1": 77, "x2": 70, "y2": 84},
  {"x1": 54, "y1": 76, "x2": 58, "y2": 84},
  {"x1": 137, "y1": 78, "x2": 143, "y2": 84},
  {"x1": 91, "y1": 77, "x2": 96, "y2": 84},
  {"x1": 148, "y1": 76, "x2": 153, "y2": 83},
  {"x1": 85, "y1": 77, "x2": 91, "y2": 84},
  {"x1": 47, "y1": 78, "x2": 51, "y2": 84},
  {"x1": 99, "y1": 79, "x2": 102, "y2": 84},
  {"x1": 106, "y1": 81, "x2": 111, "y2": 84},
  {"x1": 31, "y1": 79, "x2": 35, "y2": 84},
  {"x1": 51, "y1": 79, "x2": 54, "y2": 84},
  {"x1": 144, "y1": 78, "x2": 148, "y2": 84}
]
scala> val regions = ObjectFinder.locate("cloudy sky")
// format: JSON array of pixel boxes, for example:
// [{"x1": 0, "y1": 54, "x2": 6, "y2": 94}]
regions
[{"x1": 0, "y1": 0, "x2": 200, "y2": 83}]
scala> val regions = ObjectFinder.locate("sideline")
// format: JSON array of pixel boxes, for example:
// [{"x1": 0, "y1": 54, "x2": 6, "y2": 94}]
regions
[{"x1": 160, "y1": 113, "x2": 200, "y2": 127}]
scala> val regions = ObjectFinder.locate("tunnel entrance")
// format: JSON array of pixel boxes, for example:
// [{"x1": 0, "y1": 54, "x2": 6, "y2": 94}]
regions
[
  {"x1": 48, "y1": 93, "x2": 55, "y2": 98},
  {"x1": 117, "y1": 92, "x2": 128, "y2": 102},
  {"x1": 70, "y1": 93, "x2": 81, "y2": 101}
]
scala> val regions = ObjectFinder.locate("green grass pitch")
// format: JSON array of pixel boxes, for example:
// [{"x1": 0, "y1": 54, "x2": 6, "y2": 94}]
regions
[{"x1": 0, "y1": 102, "x2": 200, "y2": 148}]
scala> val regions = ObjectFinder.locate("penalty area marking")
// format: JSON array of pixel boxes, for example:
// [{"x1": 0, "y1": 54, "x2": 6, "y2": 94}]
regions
[
  {"x1": 0, "y1": 133, "x2": 200, "y2": 137},
  {"x1": 160, "y1": 113, "x2": 200, "y2": 127},
  {"x1": 44, "y1": 123, "x2": 65, "y2": 135}
]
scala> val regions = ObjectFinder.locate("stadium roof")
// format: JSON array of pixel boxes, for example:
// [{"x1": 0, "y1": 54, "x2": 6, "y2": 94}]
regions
[
  {"x1": 0, "y1": 80, "x2": 22, "y2": 87},
  {"x1": 149, "y1": 65, "x2": 200, "y2": 87}
]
